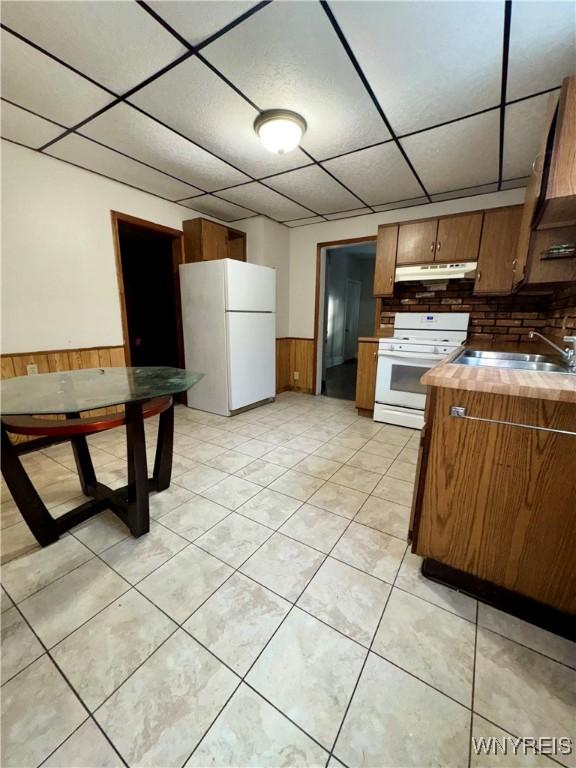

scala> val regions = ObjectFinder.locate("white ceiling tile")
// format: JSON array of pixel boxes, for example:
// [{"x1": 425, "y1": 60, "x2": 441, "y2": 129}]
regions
[
  {"x1": 202, "y1": 2, "x2": 390, "y2": 159},
  {"x1": 324, "y1": 208, "x2": 372, "y2": 220},
  {"x1": 322, "y1": 143, "x2": 423, "y2": 206},
  {"x1": 401, "y1": 111, "x2": 500, "y2": 194},
  {"x1": 45, "y1": 134, "x2": 202, "y2": 200},
  {"x1": 80, "y1": 103, "x2": 250, "y2": 191},
  {"x1": 503, "y1": 93, "x2": 556, "y2": 181},
  {"x1": 373, "y1": 198, "x2": 428, "y2": 212},
  {"x1": 1, "y1": 1, "x2": 186, "y2": 94},
  {"x1": 331, "y1": 1, "x2": 504, "y2": 135},
  {"x1": 147, "y1": 1, "x2": 261, "y2": 47},
  {"x1": 500, "y1": 177, "x2": 529, "y2": 191},
  {"x1": 283, "y1": 217, "x2": 327, "y2": 228},
  {"x1": 217, "y1": 182, "x2": 313, "y2": 221},
  {"x1": 1, "y1": 102, "x2": 64, "y2": 149},
  {"x1": 507, "y1": 1, "x2": 576, "y2": 101},
  {"x1": 178, "y1": 195, "x2": 255, "y2": 221},
  {"x1": 430, "y1": 184, "x2": 499, "y2": 202},
  {"x1": 0, "y1": 30, "x2": 114, "y2": 127},
  {"x1": 130, "y1": 57, "x2": 309, "y2": 178},
  {"x1": 264, "y1": 165, "x2": 362, "y2": 214}
]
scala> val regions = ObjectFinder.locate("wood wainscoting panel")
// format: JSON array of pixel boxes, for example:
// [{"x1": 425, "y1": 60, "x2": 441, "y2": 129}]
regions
[{"x1": 275, "y1": 338, "x2": 315, "y2": 394}]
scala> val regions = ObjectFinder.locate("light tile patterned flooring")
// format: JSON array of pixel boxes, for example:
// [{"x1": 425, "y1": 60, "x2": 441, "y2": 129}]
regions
[{"x1": 1, "y1": 392, "x2": 575, "y2": 768}]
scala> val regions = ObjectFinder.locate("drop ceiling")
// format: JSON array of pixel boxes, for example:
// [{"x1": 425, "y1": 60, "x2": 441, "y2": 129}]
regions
[{"x1": 1, "y1": 1, "x2": 574, "y2": 226}]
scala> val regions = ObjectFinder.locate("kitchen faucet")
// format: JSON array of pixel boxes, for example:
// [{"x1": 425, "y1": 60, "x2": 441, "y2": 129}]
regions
[{"x1": 528, "y1": 330, "x2": 576, "y2": 369}]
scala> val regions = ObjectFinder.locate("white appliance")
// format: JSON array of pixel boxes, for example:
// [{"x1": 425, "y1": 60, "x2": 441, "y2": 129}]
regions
[
  {"x1": 395, "y1": 262, "x2": 477, "y2": 282},
  {"x1": 374, "y1": 312, "x2": 470, "y2": 429},
  {"x1": 179, "y1": 259, "x2": 276, "y2": 416}
]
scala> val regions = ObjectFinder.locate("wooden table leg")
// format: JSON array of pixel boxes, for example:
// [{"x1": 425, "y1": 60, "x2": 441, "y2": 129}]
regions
[
  {"x1": 1, "y1": 423, "x2": 59, "y2": 546},
  {"x1": 152, "y1": 401, "x2": 174, "y2": 492},
  {"x1": 67, "y1": 412, "x2": 97, "y2": 496},
  {"x1": 125, "y1": 402, "x2": 149, "y2": 537}
]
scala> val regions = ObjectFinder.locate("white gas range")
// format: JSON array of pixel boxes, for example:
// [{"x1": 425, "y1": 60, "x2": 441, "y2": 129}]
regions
[{"x1": 374, "y1": 312, "x2": 470, "y2": 429}]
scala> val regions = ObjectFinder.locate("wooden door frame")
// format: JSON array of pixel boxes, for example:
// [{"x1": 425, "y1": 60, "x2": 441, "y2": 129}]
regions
[
  {"x1": 313, "y1": 235, "x2": 377, "y2": 394},
  {"x1": 110, "y1": 211, "x2": 186, "y2": 380}
]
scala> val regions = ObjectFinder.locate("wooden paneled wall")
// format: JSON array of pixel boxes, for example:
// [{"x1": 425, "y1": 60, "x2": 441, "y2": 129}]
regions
[
  {"x1": 1, "y1": 346, "x2": 127, "y2": 440},
  {"x1": 1, "y1": 346, "x2": 126, "y2": 380},
  {"x1": 276, "y1": 338, "x2": 315, "y2": 394}
]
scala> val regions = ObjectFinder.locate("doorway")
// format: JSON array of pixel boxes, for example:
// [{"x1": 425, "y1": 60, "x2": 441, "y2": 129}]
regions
[
  {"x1": 111, "y1": 212, "x2": 185, "y2": 374},
  {"x1": 320, "y1": 241, "x2": 377, "y2": 400}
]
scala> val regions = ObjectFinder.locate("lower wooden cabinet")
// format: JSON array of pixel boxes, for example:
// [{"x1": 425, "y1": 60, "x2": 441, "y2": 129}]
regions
[
  {"x1": 412, "y1": 386, "x2": 576, "y2": 613},
  {"x1": 355, "y1": 340, "x2": 379, "y2": 413}
]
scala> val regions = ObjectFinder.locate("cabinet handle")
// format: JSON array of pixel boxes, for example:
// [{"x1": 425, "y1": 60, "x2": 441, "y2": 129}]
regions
[
  {"x1": 430, "y1": 241, "x2": 435, "y2": 252},
  {"x1": 449, "y1": 406, "x2": 576, "y2": 437},
  {"x1": 531, "y1": 153, "x2": 542, "y2": 176},
  {"x1": 477, "y1": 270, "x2": 482, "y2": 282},
  {"x1": 389, "y1": 276, "x2": 393, "y2": 285},
  {"x1": 373, "y1": 352, "x2": 377, "y2": 358},
  {"x1": 437, "y1": 241, "x2": 442, "y2": 251}
]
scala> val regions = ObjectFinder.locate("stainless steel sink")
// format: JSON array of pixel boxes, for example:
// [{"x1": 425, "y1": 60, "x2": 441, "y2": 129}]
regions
[
  {"x1": 463, "y1": 351, "x2": 552, "y2": 363},
  {"x1": 453, "y1": 349, "x2": 573, "y2": 374}
]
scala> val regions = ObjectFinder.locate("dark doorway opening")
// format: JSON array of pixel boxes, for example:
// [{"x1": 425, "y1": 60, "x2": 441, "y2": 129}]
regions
[
  {"x1": 112, "y1": 212, "x2": 186, "y2": 399},
  {"x1": 322, "y1": 242, "x2": 377, "y2": 401},
  {"x1": 118, "y1": 221, "x2": 179, "y2": 367}
]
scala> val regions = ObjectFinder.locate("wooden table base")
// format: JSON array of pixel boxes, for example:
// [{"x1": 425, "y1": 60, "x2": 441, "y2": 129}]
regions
[{"x1": 1, "y1": 402, "x2": 174, "y2": 547}]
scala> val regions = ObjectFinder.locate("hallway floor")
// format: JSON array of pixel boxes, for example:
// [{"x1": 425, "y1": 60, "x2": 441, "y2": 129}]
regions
[
  {"x1": 1, "y1": 393, "x2": 574, "y2": 768},
  {"x1": 324, "y1": 359, "x2": 357, "y2": 401}
]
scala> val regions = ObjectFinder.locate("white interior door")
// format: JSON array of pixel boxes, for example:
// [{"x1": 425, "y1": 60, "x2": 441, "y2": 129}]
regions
[
  {"x1": 344, "y1": 279, "x2": 361, "y2": 361},
  {"x1": 226, "y1": 312, "x2": 275, "y2": 410}
]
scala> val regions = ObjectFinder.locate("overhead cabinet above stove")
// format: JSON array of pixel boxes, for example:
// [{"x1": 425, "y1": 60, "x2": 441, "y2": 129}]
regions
[{"x1": 396, "y1": 213, "x2": 483, "y2": 266}]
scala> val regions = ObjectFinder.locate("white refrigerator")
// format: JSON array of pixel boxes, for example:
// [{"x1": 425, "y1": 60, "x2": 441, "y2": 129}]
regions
[{"x1": 179, "y1": 259, "x2": 276, "y2": 416}]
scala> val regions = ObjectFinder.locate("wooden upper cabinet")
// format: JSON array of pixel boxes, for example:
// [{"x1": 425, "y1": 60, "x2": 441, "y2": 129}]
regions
[
  {"x1": 183, "y1": 218, "x2": 246, "y2": 263},
  {"x1": 396, "y1": 220, "x2": 438, "y2": 265},
  {"x1": 538, "y1": 75, "x2": 576, "y2": 229},
  {"x1": 434, "y1": 213, "x2": 483, "y2": 263},
  {"x1": 374, "y1": 224, "x2": 398, "y2": 295},
  {"x1": 514, "y1": 92, "x2": 559, "y2": 287},
  {"x1": 355, "y1": 340, "x2": 379, "y2": 411},
  {"x1": 474, "y1": 206, "x2": 522, "y2": 295}
]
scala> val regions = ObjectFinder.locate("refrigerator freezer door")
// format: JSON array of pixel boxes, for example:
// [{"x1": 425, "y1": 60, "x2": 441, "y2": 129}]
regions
[
  {"x1": 225, "y1": 259, "x2": 276, "y2": 312},
  {"x1": 227, "y1": 312, "x2": 276, "y2": 410}
]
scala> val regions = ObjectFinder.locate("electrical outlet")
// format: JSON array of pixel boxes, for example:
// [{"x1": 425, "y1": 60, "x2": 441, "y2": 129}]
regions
[
  {"x1": 26, "y1": 364, "x2": 38, "y2": 375},
  {"x1": 293, "y1": 371, "x2": 300, "y2": 381}
]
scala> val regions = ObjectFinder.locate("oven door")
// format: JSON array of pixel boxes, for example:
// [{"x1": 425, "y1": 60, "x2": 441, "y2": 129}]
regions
[{"x1": 375, "y1": 351, "x2": 444, "y2": 410}]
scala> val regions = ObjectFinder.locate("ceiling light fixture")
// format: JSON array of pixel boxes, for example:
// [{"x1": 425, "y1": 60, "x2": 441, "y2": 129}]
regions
[{"x1": 254, "y1": 110, "x2": 307, "y2": 154}]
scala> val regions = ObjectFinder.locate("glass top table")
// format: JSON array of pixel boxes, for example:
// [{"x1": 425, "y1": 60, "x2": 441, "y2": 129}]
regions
[
  {"x1": 1, "y1": 366, "x2": 203, "y2": 415},
  {"x1": 1, "y1": 366, "x2": 204, "y2": 550}
]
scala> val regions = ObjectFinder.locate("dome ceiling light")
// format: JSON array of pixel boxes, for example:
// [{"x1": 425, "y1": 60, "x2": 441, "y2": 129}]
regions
[{"x1": 254, "y1": 110, "x2": 307, "y2": 154}]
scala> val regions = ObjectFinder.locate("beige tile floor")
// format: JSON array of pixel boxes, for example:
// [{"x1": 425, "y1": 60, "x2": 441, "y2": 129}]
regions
[{"x1": 1, "y1": 392, "x2": 575, "y2": 768}]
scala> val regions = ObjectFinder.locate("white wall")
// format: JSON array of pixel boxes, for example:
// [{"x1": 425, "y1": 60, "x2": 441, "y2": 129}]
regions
[
  {"x1": 0, "y1": 142, "x2": 289, "y2": 354},
  {"x1": 1, "y1": 142, "x2": 215, "y2": 354},
  {"x1": 287, "y1": 189, "x2": 526, "y2": 339}
]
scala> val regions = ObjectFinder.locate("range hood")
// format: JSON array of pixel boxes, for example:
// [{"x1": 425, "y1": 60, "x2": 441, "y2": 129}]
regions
[{"x1": 395, "y1": 262, "x2": 477, "y2": 282}]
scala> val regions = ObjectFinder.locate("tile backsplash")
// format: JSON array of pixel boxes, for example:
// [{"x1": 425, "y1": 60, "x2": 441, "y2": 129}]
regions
[{"x1": 379, "y1": 281, "x2": 555, "y2": 343}]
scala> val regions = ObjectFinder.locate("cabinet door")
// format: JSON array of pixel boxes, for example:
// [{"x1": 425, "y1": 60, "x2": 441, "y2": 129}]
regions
[
  {"x1": 514, "y1": 92, "x2": 559, "y2": 288},
  {"x1": 355, "y1": 341, "x2": 378, "y2": 410},
  {"x1": 526, "y1": 225, "x2": 576, "y2": 283},
  {"x1": 396, "y1": 220, "x2": 438, "y2": 265},
  {"x1": 474, "y1": 207, "x2": 522, "y2": 295},
  {"x1": 374, "y1": 225, "x2": 398, "y2": 295},
  {"x1": 202, "y1": 221, "x2": 229, "y2": 261},
  {"x1": 434, "y1": 213, "x2": 483, "y2": 263},
  {"x1": 413, "y1": 387, "x2": 576, "y2": 613}
]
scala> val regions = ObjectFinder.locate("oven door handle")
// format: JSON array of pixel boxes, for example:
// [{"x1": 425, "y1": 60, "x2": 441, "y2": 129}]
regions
[{"x1": 377, "y1": 351, "x2": 445, "y2": 362}]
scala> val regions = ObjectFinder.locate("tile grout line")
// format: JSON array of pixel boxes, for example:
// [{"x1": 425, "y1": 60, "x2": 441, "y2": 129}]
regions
[
  {"x1": 323, "y1": 543, "x2": 410, "y2": 766},
  {"x1": 468, "y1": 601, "x2": 480, "y2": 768}
]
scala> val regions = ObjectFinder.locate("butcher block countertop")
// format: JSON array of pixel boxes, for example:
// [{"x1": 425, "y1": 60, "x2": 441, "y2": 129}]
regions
[{"x1": 422, "y1": 341, "x2": 576, "y2": 404}]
